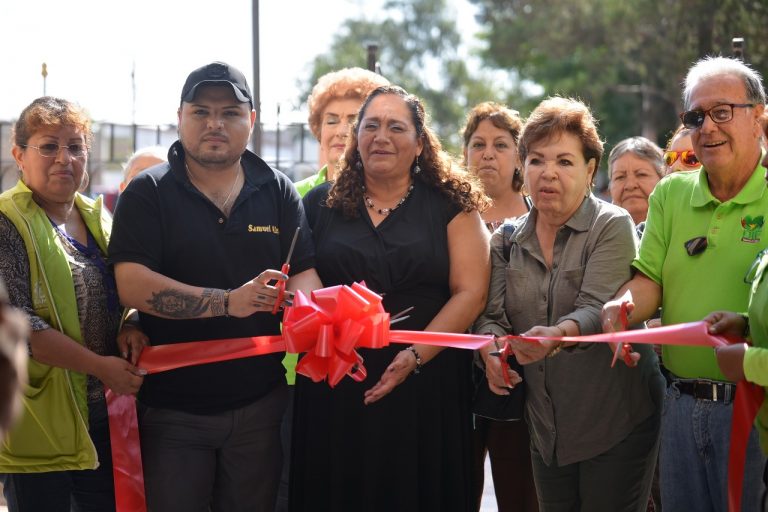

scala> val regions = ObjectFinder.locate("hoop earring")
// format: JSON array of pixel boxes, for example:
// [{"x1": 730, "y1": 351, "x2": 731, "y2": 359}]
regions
[
  {"x1": 521, "y1": 183, "x2": 529, "y2": 196},
  {"x1": 412, "y1": 155, "x2": 421, "y2": 175}
]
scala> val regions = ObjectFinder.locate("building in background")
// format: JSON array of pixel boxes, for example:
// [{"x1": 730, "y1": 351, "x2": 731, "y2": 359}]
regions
[{"x1": 0, "y1": 120, "x2": 319, "y2": 211}]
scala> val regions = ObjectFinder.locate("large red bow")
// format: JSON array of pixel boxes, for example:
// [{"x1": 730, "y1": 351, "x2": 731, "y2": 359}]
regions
[{"x1": 283, "y1": 282, "x2": 391, "y2": 387}]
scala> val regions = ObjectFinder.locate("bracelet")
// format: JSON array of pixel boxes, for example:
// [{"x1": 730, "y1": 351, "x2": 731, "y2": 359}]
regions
[
  {"x1": 555, "y1": 324, "x2": 567, "y2": 338},
  {"x1": 224, "y1": 289, "x2": 231, "y2": 317},
  {"x1": 546, "y1": 342, "x2": 564, "y2": 358},
  {"x1": 406, "y1": 346, "x2": 422, "y2": 374},
  {"x1": 740, "y1": 313, "x2": 750, "y2": 338}
]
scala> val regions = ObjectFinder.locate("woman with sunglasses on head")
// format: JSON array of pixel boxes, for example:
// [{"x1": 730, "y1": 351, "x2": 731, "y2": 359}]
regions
[
  {"x1": 608, "y1": 137, "x2": 664, "y2": 226},
  {"x1": 663, "y1": 125, "x2": 702, "y2": 175},
  {"x1": 0, "y1": 97, "x2": 146, "y2": 512},
  {"x1": 475, "y1": 97, "x2": 664, "y2": 512}
]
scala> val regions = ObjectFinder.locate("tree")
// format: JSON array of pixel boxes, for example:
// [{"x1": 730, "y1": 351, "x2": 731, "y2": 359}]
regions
[
  {"x1": 469, "y1": 0, "x2": 768, "y2": 160},
  {"x1": 297, "y1": 0, "x2": 529, "y2": 151}
]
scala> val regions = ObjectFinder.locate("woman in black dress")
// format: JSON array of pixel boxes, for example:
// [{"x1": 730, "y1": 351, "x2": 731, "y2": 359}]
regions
[{"x1": 290, "y1": 85, "x2": 490, "y2": 512}]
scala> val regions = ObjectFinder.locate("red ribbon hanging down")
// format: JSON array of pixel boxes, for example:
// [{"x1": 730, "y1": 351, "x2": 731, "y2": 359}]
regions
[
  {"x1": 105, "y1": 390, "x2": 147, "y2": 512},
  {"x1": 729, "y1": 381, "x2": 764, "y2": 512}
]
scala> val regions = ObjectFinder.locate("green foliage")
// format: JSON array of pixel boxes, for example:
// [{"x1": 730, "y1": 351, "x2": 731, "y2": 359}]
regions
[
  {"x1": 470, "y1": 0, "x2": 768, "y2": 176},
  {"x1": 297, "y1": 0, "x2": 530, "y2": 151}
]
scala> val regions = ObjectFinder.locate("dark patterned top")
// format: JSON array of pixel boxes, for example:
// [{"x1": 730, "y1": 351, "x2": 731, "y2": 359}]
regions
[{"x1": 0, "y1": 213, "x2": 121, "y2": 403}]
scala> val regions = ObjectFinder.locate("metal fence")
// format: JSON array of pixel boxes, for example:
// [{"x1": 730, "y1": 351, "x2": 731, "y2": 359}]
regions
[{"x1": 0, "y1": 120, "x2": 320, "y2": 195}]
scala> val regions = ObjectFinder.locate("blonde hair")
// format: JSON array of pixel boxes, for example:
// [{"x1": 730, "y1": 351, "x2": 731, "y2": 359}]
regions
[{"x1": 307, "y1": 68, "x2": 390, "y2": 140}]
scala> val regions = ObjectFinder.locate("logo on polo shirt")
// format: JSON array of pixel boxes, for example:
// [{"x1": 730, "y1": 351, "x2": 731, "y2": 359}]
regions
[
  {"x1": 741, "y1": 215, "x2": 764, "y2": 243},
  {"x1": 248, "y1": 224, "x2": 280, "y2": 234}
]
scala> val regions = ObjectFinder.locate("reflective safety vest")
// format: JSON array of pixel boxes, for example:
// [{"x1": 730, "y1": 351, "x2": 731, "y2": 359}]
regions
[{"x1": 0, "y1": 180, "x2": 112, "y2": 472}]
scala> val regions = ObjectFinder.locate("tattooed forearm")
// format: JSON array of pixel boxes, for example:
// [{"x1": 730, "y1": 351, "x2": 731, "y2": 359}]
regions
[
  {"x1": 146, "y1": 288, "x2": 226, "y2": 318},
  {"x1": 209, "y1": 289, "x2": 226, "y2": 316}
]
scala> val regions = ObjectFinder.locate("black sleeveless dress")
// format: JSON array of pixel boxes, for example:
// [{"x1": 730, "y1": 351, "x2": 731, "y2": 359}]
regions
[{"x1": 290, "y1": 180, "x2": 474, "y2": 512}]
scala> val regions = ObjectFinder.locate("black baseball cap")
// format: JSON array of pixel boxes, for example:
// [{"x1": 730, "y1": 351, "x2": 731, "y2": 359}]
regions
[{"x1": 180, "y1": 62, "x2": 253, "y2": 107}]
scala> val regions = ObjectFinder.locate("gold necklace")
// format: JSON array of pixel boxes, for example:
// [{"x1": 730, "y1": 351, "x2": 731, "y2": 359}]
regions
[
  {"x1": 186, "y1": 163, "x2": 241, "y2": 211},
  {"x1": 220, "y1": 169, "x2": 241, "y2": 210},
  {"x1": 362, "y1": 183, "x2": 414, "y2": 216}
]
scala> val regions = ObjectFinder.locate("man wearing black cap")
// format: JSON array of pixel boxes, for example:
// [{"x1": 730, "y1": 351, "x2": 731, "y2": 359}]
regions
[{"x1": 109, "y1": 61, "x2": 321, "y2": 511}]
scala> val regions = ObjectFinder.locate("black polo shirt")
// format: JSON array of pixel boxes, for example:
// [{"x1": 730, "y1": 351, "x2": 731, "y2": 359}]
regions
[{"x1": 109, "y1": 141, "x2": 315, "y2": 414}]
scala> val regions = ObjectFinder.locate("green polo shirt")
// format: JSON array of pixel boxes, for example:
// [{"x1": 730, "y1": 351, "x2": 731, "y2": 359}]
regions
[
  {"x1": 283, "y1": 165, "x2": 329, "y2": 384},
  {"x1": 633, "y1": 161, "x2": 768, "y2": 381},
  {"x1": 745, "y1": 249, "x2": 768, "y2": 454},
  {"x1": 293, "y1": 165, "x2": 328, "y2": 197}
]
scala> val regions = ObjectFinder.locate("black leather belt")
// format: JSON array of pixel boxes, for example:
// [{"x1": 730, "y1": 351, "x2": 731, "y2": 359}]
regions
[{"x1": 674, "y1": 379, "x2": 737, "y2": 403}]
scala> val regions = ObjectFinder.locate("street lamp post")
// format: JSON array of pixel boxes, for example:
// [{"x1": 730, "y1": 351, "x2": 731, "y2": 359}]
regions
[
  {"x1": 251, "y1": 0, "x2": 261, "y2": 154},
  {"x1": 41, "y1": 63, "x2": 48, "y2": 96}
]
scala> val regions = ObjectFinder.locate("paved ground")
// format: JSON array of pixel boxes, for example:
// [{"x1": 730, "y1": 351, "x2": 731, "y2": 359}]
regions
[
  {"x1": 479, "y1": 454, "x2": 500, "y2": 511},
  {"x1": 0, "y1": 456, "x2": 499, "y2": 511}
]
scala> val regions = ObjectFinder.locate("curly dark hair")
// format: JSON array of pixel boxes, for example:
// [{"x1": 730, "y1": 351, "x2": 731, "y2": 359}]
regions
[{"x1": 327, "y1": 86, "x2": 488, "y2": 218}]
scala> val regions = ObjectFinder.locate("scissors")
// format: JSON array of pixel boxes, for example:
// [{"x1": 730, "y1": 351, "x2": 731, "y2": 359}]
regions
[
  {"x1": 272, "y1": 227, "x2": 300, "y2": 314},
  {"x1": 610, "y1": 298, "x2": 634, "y2": 368},
  {"x1": 489, "y1": 338, "x2": 515, "y2": 389}
]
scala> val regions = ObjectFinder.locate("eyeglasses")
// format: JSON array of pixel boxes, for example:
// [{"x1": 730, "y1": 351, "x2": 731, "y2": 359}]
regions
[
  {"x1": 684, "y1": 236, "x2": 708, "y2": 256},
  {"x1": 679, "y1": 103, "x2": 754, "y2": 129},
  {"x1": 663, "y1": 150, "x2": 699, "y2": 168},
  {"x1": 22, "y1": 143, "x2": 88, "y2": 158}
]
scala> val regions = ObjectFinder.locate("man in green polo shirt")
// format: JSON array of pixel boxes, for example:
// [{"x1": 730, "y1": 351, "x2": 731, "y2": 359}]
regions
[{"x1": 602, "y1": 56, "x2": 767, "y2": 511}]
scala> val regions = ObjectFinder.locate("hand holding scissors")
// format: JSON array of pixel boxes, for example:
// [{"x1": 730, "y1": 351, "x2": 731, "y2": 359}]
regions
[
  {"x1": 485, "y1": 337, "x2": 522, "y2": 393},
  {"x1": 272, "y1": 227, "x2": 300, "y2": 315},
  {"x1": 609, "y1": 295, "x2": 639, "y2": 368}
]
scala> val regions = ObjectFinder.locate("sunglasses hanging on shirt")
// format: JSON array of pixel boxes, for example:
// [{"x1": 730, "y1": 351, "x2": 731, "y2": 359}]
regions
[{"x1": 684, "y1": 236, "x2": 708, "y2": 257}]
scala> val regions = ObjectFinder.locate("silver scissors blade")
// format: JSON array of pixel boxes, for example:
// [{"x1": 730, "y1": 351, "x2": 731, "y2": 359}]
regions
[{"x1": 284, "y1": 227, "x2": 301, "y2": 266}]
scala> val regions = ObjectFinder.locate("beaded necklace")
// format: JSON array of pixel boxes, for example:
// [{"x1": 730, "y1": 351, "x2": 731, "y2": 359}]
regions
[{"x1": 362, "y1": 183, "x2": 414, "y2": 216}]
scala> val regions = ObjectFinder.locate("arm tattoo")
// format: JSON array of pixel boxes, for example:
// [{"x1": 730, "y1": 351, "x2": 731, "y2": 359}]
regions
[{"x1": 146, "y1": 288, "x2": 226, "y2": 318}]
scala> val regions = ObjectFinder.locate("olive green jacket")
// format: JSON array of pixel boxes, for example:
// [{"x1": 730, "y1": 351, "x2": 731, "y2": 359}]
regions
[{"x1": 0, "y1": 180, "x2": 112, "y2": 472}]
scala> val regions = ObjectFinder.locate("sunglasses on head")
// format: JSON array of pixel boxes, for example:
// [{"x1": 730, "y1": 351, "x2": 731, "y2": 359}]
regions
[{"x1": 664, "y1": 150, "x2": 699, "y2": 168}]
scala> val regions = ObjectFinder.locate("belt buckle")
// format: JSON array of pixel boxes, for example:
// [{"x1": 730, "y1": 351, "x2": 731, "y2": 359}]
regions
[{"x1": 712, "y1": 383, "x2": 718, "y2": 401}]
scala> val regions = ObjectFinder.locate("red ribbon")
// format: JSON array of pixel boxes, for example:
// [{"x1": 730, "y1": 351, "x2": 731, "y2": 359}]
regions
[
  {"x1": 105, "y1": 390, "x2": 147, "y2": 512},
  {"x1": 108, "y1": 284, "x2": 761, "y2": 512},
  {"x1": 729, "y1": 381, "x2": 764, "y2": 512},
  {"x1": 281, "y1": 283, "x2": 492, "y2": 387},
  {"x1": 502, "y1": 320, "x2": 735, "y2": 348}
]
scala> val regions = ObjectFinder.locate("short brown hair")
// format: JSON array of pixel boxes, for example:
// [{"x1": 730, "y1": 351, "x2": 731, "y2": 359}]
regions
[
  {"x1": 519, "y1": 97, "x2": 603, "y2": 184},
  {"x1": 12, "y1": 96, "x2": 92, "y2": 148},
  {"x1": 461, "y1": 102, "x2": 524, "y2": 191},
  {"x1": 307, "y1": 68, "x2": 390, "y2": 140}
]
